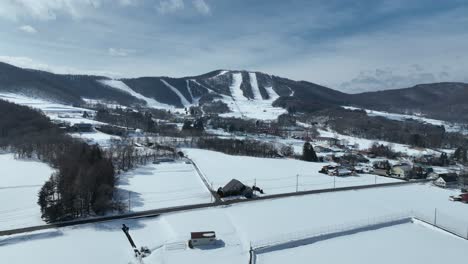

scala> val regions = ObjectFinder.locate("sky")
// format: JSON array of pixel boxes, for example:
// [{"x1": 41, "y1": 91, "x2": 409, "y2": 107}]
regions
[{"x1": 0, "y1": 0, "x2": 468, "y2": 93}]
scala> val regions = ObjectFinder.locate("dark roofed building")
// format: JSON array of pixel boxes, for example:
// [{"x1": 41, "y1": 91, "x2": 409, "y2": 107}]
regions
[
  {"x1": 434, "y1": 173, "x2": 458, "y2": 188},
  {"x1": 217, "y1": 179, "x2": 253, "y2": 198}
]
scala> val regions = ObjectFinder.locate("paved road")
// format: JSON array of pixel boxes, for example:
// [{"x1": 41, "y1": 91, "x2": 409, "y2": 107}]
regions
[
  {"x1": 185, "y1": 158, "x2": 222, "y2": 203},
  {"x1": 0, "y1": 179, "x2": 429, "y2": 237}
]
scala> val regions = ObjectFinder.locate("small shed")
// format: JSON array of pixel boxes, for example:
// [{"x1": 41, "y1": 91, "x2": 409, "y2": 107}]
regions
[
  {"x1": 217, "y1": 179, "x2": 253, "y2": 198},
  {"x1": 391, "y1": 164, "x2": 412, "y2": 179},
  {"x1": 189, "y1": 231, "x2": 216, "y2": 248},
  {"x1": 434, "y1": 173, "x2": 458, "y2": 188}
]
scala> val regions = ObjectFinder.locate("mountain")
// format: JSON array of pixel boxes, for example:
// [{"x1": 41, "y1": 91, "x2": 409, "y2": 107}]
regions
[
  {"x1": 349, "y1": 83, "x2": 468, "y2": 123},
  {"x1": 0, "y1": 61, "x2": 467, "y2": 123}
]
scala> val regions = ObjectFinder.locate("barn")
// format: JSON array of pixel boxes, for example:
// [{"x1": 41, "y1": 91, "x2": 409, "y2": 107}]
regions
[{"x1": 217, "y1": 179, "x2": 253, "y2": 198}]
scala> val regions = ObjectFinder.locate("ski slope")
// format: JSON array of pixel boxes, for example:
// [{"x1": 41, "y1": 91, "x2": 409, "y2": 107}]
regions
[
  {"x1": 183, "y1": 148, "x2": 400, "y2": 195},
  {"x1": 220, "y1": 72, "x2": 286, "y2": 120},
  {"x1": 160, "y1": 79, "x2": 191, "y2": 107},
  {"x1": 100, "y1": 79, "x2": 175, "y2": 109},
  {"x1": 0, "y1": 154, "x2": 54, "y2": 230}
]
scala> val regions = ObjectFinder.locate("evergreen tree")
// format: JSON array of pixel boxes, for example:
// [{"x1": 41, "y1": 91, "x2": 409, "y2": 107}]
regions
[{"x1": 302, "y1": 142, "x2": 318, "y2": 162}]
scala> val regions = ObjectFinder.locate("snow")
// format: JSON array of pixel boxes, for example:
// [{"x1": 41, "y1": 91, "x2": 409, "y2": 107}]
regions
[
  {"x1": 317, "y1": 128, "x2": 445, "y2": 156},
  {"x1": 0, "y1": 93, "x2": 106, "y2": 127},
  {"x1": 0, "y1": 154, "x2": 54, "y2": 230},
  {"x1": 343, "y1": 106, "x2": 468, "y2": 134},
  {"x1": 219, "y1": 73, "x2": 286, "y2": 120},
  {"x1": 183, "y1": 148, "x2": 401, "y2": 195},
  {"x1": 249, "y1": 72, "x2": 262, "y2": 100},
  {"x1": 1, "y1": 182, "x2": 467, "y2": 264},
  {"x1": 160, "y1": 79, "x2": 191, "y2": 107},
  {"x1": 115, "y1": 160, "x2": 213, "y2": 211},
  {"x1": 100, "y1": 79, "x2": 175, "y2": 109},
  {"x1": 256, "y1": 221, "x2": 468, "y2": 264},
  {"x1": 69, "y1": 130, "x2": 119, "y2": 147}
]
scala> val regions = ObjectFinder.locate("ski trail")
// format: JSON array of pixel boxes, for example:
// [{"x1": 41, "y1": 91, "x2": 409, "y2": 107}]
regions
[
  {"x1": 248, "y1": 72, "x2": 262, "y2": 100},
  {"x1": 160, "y1": 79, "x2": 191, "y2": 107},
  {"x1": 99, "y1": 80, "x2": 174, "y2": 109}
]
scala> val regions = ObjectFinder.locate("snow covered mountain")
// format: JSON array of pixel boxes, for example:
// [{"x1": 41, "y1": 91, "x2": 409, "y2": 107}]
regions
[{"x1": 1, "y1": 62, "x2": 468, "y2": 122}]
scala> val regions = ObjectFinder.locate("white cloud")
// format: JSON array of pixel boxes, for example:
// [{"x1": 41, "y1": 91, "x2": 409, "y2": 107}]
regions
[
  {"x1": 108, "y1": 48, "x2": 135, "y2": 57},
  {"x1": 0, "y1": 55, "x2": 122, "y2": 77},
  {"x1": 156, "y1": 0, "x2": 185, "y2": 14},
  {"x1": 192, "y1": 0, "x2": 210, "y2": 15},
  {"x1": 118, "y1": 0, "x2": 140, "y2": 6},
  {"x1": 0, "y1": 0, "x2": 103, "y2": 21},
  {"x1": 18, "y1": 25, "x2": 38, "y2": 34}
]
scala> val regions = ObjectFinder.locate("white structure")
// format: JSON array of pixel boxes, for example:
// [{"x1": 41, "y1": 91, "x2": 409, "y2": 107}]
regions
[{"x1": 189, "y1": 231, "x2": 216, "y2": 248}]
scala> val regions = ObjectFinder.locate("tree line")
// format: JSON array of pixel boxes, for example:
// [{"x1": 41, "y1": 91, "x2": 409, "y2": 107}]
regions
[{"x1": 0, "y1": 99, "x2": 117, "y2": 222}]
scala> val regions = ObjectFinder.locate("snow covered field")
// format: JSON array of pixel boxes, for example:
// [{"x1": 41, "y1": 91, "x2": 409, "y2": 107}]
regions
[
  {"x1": 116, "y1": 161, "x2": 213, "y2": 212},
  {"x1": 1, "y1": 183, "x2": 466, "y2": 264},
  {"x1": 0, "y1": 154, "x2": 54, "y2": 230},
  {"x1": 256, "y1": 220, "x2": 468, "y2": 264},
  {"x1": 183, "y1": 148, "x2": 401, "y2": 195}
]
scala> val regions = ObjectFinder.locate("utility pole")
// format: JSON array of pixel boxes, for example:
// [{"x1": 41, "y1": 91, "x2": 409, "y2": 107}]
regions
[
  {"x1": 296, "y1": 174, "x2": 299, "y2": 192},
  {"x1": 375, "y1": 175, "x2": 377, "y2": 185},
  {"x1": 334, "y1": 175, "x2": 336, "y2": 189},
  {"x1": 211, "y1": 182, "x2": 214, "y2": 203},
  {"x1": 128, "y1": 191, "x2": 131, "y2": 212}
]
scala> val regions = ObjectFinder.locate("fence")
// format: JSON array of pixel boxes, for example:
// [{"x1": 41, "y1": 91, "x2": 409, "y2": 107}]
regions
[{"x1": 249, "y1": 210, "x2": 468, "y2": 264}]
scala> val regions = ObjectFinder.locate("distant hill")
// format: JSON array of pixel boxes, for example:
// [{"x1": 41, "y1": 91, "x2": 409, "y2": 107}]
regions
[{"x1": 0, "y1": 61, "x2": 467, "y2": 122}]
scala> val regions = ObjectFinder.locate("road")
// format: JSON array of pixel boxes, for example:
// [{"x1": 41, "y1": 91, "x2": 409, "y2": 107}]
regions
[{"x1": 0, "y1": 179, "x2": 429, "y2": 237}]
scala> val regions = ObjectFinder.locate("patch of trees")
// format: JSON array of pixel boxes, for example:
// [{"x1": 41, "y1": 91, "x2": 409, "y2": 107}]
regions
[
  {"x1": 0, "y1": 99, "x2": 116, "y2": 222},
  {"x1": 367, "y1": 143, "x2": 400, "y2": 159},
  {"x1": 209, "y1": 117, "x2": 281, "y2": 136},
  {"x1": 94, "y1": 107, "x2": 179, "y2": 136},
  {"x1": 453, "y1": 147, "x2": 468, "y2": 164},
  {"x1": 304, "y1": 108, "x2": 468, "y2": 149},
  {"x1": 182, "y1": 119, "x2": 205, "y2": 135},
  {"x1": 196, "y1": 137, "x2": 283, "y2": 158},
  {"x1": 301, "y1": 142, "x2": 318, "y2": 162},
  {"x1": 201, "y1": 101, "x2": 230, "y2": 114}
]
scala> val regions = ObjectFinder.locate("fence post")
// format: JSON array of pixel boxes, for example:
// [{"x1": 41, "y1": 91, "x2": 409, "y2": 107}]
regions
[
  {"x1": 296, "y1": 174, "x2": 299, "y2": 192},
  {"x1": 434, "y1": 208, "x2": 437, "y2": 225}
]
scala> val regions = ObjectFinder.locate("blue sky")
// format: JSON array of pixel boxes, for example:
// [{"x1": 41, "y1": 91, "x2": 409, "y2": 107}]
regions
[{"x1": 1, "y1": 0, "x2": 467, "y2": 92}]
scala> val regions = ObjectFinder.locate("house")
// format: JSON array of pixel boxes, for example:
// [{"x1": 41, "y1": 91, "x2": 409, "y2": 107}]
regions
[
  {"x1": 217, "y1": 179, "x2": 253, "y2": 198},
  {"x1": 330, "y1": 168, "x2": 353, "y2": 176},
  {"x1": 314, "y1": 137, "x2": 340, "y2": 146},
  {"x1": 391, "y1": 164, "x2": 412, "y2": 179},
  {"x1": 433, "y1": 173, "x2": 459, "y2": 188},
  {"x1": 188, "y1": 231, "x2": 217, "y2": 248},
  {"x1": 373, "y1": 160, "x2": 391, "y2": 176},
  {"x1": 72, "y1": 123, "x2": 93, "y2": 132}
]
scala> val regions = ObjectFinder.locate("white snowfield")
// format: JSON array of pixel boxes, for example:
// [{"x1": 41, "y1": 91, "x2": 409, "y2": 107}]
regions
[
  {"x1": 183, "y1": 149, "x2": 401, "y2": 194},
  {"x1": 115, "y1": 161, "x2": 213, "y2": 211},
  {"x1": 343, "y1": 106, "x2": 468, "y2": 135},
  {"x1": 0, "y1": 154, "x2": 54, "y2": 230},
  {"x1": 0, "y1": 183, "x2": 466, "y2": 264},
  {"x1": 219, "y1": 72, "x2": 286, "y2": 120},
  {"x1": 256, "y1": 220, "x2": 468, "y2": 264},
  {"x1": 99, "y1": 79, "x2": 175, "y2": 109}
]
